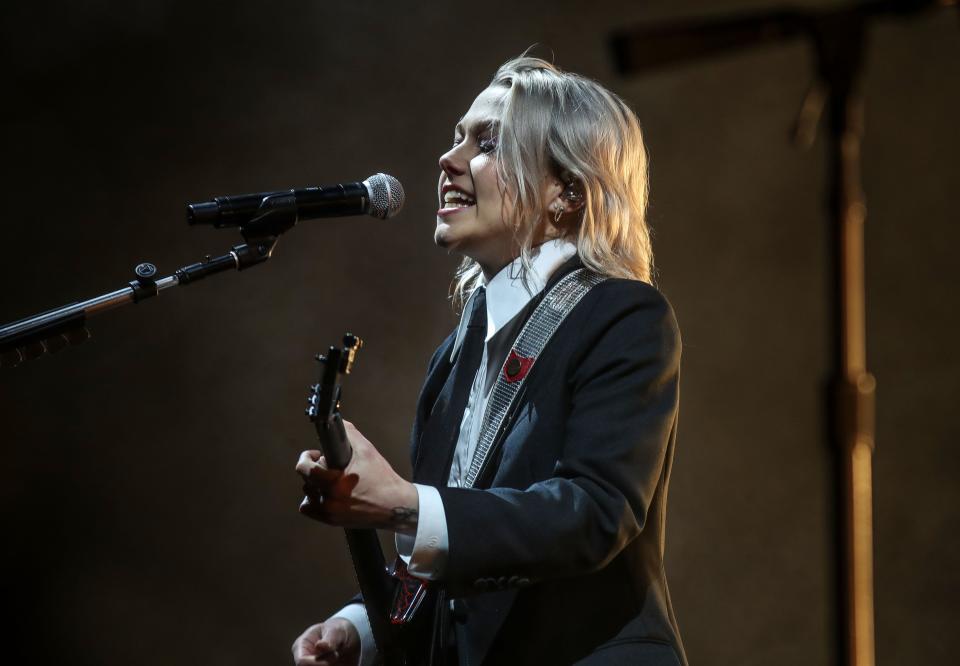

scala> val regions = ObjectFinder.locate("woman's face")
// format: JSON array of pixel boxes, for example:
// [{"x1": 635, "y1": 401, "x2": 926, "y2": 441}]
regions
[{"x1": 435, "y1": 86, "x2": 515, "y2": 276}]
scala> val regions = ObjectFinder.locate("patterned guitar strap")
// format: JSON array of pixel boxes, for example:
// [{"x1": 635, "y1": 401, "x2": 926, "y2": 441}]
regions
[{"x1": 388, "y1": 268, "x2": 608, "y2": 623}]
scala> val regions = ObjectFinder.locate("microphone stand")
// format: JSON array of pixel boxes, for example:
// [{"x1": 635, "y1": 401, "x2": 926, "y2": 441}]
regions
[
  {"x1": 611, "y1": 2, "x2": 955, "y2": 666},
  {"x1": 0, "y1": 204, "x2": 296, "y2": 369}
]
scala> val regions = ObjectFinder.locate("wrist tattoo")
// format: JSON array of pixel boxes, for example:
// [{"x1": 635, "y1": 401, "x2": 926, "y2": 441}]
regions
[{"x1": 391, "y1": 506, "x2": 418, "y2": 529}]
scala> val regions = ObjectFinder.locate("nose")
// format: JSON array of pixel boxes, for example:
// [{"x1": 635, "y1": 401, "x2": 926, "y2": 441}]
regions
[{"x1": 438, "y1": 145, "x2": 466, "y2": 178}]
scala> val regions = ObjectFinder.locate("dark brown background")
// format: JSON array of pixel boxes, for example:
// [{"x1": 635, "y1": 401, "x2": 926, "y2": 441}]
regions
[{"x1": 1, "y1": 1, "x2": 957, "y2": 664}]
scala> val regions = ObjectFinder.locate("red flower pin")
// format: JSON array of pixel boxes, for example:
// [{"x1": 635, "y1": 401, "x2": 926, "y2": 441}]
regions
[{"x1": 502, "y1": 349, "x2": 535, "y2": 383}]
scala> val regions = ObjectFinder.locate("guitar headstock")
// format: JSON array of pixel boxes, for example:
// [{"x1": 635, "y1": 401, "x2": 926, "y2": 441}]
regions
[{"x1": 306, "y1": 333, "x2": 364, "y2": 426}]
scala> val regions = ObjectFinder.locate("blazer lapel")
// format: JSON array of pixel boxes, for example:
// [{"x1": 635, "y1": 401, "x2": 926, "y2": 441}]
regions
[
  {"x1": 413, "y1": 256, "x2": 585, "y2": 488},
  {"x1": 413, "y1": 288, "x2": 486, "y2": 486}
]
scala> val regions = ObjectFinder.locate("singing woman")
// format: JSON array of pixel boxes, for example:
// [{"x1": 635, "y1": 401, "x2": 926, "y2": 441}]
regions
[{"x1": 292, "y1": 55, "x2": 687, "y2": 666}]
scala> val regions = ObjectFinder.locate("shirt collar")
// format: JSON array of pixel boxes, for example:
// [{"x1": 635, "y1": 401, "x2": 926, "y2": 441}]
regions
[
  {"x1": 448, "y1": 239, "x2": 578, "y2": 363},
  {"x1": 481, "y1": 239, "x2": 578, "y2": 342}
]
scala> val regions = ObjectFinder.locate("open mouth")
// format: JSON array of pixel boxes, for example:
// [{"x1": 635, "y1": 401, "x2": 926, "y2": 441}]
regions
[{"x1": 438, "y1": 189, "x2": 476, "y2": 215}]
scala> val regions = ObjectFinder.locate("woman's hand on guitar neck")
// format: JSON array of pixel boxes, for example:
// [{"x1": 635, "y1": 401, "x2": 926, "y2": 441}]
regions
[
  {"x1": 292, "y1": 618, "x2": 360, "y2": 666},
  {"x1": 296, "y1": 419, "x2": 420, "y2": 534}
]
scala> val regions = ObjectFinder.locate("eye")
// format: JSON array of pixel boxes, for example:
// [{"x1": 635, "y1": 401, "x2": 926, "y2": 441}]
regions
[{"x1": 478, "y1": 136, "x2": 498, "y2": 154}]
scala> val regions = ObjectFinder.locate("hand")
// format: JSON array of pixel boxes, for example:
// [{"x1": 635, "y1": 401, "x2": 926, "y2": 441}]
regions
[
  {"x1": 292, "y1": 618, "x2": 360, "y2": 666},
  {"x1": 296, "y1": 419, "x2": 420, "y2": 534}
]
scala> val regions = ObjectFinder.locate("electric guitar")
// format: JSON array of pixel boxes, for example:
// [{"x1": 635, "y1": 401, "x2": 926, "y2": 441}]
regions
[{"x1": 305, "y1": 334, "x2": 429, "y2": 665}]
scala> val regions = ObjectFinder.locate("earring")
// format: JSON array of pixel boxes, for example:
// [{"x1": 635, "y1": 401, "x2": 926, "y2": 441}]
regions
[{"x1": 553, "y1": 204, "x2": 563, "y2": 224}]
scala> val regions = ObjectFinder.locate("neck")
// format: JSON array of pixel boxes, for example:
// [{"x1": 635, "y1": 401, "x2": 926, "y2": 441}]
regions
[
  {"x1": 480, "y1": 259, "x2": 511, "y2": 282},
  {"x1": 475, "y1": 222, "x2": 568, "y2": 281},
  {"x1": 476, "y1": 246, "x2": 518, "y2": 282}
]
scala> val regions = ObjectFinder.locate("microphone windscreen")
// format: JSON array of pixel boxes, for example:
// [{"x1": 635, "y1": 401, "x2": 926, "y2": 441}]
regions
[{"x1": 364, "y1": 173, "x2": 405, "y2": 219}]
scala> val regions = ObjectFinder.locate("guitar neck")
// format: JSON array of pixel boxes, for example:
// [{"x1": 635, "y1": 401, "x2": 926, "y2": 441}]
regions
[
  {"x1": 308, "y1": 337, "x2": 410, "y2": 664},
  {"x1": 317, "y1": 414, "x2": 397, "y2": 657},
  {"x1": 342, "y1": 528, "x2": 398, "y2": 658},
  {"x1": 316, "y1": 412, "x2": 353, "y2": 470}
]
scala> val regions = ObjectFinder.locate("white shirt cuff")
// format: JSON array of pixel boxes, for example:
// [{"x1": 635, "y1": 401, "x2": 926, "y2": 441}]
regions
[
  {"x1": 330, "y1": 603, "x2": 377, "y2": 666},
  {"x1": 395, "y1": 483, "x2": 449, "y2": 580}
]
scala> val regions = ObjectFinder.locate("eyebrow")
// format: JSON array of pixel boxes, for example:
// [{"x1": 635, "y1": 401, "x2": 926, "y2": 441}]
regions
[{"x1": 454, "y1": 118, "x2": 500, "y2": 136}]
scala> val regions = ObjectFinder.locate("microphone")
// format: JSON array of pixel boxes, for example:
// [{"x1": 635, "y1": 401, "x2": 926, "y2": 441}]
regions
[{"x1": 187, "y1": 173, "x2": 404, "y2": 228}]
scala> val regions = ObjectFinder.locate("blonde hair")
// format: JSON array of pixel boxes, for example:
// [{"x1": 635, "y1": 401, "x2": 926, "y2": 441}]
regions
[{"x1": 451, "y1": 55, "x2": 654, "y2": 309}]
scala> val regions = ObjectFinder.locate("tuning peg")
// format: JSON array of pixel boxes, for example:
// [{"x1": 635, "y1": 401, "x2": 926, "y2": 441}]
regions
[
  {"x1": 308, "y1": 383, "x2": 320, "y2": 395},
  {"x1": 305, "y1": 406, "x2": 317, "y2": 420},
  {"x1": 342, "y1": 336, "x2": 363, "y2": 374},
  {"x1": 315, "y1": 353, "x2": 327, "y2": 363},
  {"x1": 343, "y1": 333, "x2": 364, "y2": 350}
]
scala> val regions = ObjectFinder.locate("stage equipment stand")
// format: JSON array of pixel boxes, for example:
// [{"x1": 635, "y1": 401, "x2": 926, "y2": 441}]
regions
[
  {"x1": 0, "y1": 198, "x2": 291, "y2": 368},
  {"x1": 611, "y1": 3, "x2": 956, "y2": 665}
]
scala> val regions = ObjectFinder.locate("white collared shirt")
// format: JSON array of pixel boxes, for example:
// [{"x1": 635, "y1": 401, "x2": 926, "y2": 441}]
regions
[
  {"x1": 334, "y1": 239, "x2": 578, "y2": 664},
  {"x1": 445, "y1": 238, "x2": 578, "y2": 492}
]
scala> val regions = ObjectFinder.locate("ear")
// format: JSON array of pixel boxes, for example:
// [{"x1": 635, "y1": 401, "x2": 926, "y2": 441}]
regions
[{"x1": 545, "y1": 176, "x2": 585, "y2": 216}]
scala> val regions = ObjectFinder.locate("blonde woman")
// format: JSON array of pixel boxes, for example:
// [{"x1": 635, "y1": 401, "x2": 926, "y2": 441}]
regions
[{"x1": 293, "y1": 56, "x2": 686, "y2": 666}]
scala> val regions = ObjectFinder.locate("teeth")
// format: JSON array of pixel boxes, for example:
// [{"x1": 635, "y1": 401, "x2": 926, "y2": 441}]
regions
[{"x1": 443, "y1": 190, "x2": 476, "y2": 206}]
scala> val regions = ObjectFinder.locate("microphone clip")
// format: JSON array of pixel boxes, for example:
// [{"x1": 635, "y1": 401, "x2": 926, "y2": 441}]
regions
[{"x1": 232, "y1": 236, "x2": 279, "y2": 271}]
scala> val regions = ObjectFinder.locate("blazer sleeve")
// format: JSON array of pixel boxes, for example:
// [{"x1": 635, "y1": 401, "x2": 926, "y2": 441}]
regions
[{"x1": 436, "y1": 281, "x2": 681, "y2": 586}]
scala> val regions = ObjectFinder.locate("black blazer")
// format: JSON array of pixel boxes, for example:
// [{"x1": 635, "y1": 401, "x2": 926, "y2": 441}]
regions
[{"x1": 406, "y1": 258, "x2": 687, "y2": 666}]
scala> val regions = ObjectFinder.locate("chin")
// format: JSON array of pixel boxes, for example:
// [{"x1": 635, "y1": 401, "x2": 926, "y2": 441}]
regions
[{"x1": 434, "y1": 224, "x2": 455, "y2": 250}]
